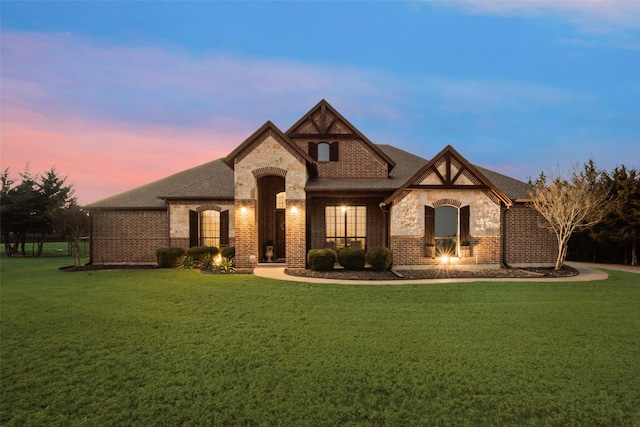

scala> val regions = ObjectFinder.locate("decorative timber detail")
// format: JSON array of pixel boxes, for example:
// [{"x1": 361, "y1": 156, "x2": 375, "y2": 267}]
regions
[{"x1": 384, "y1": 145, "x2": 513, "y2": 207}]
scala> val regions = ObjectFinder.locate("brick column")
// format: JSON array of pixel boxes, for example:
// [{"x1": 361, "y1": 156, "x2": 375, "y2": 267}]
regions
[
  {"x1": 234, "y1": 199, "x2": 258, "y2": 271},
  {"x1": 286, "y1": 199, "x2": 306, "y2": 268}
]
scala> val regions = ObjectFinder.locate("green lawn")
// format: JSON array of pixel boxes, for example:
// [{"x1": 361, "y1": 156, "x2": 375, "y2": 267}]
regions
[{"x1": 1, "y1": 257, "x2": 639, "y2": 426}]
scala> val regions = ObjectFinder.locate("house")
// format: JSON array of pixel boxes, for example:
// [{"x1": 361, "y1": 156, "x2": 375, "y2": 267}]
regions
[{"x1": 87, "y1": 100, "x2": 556, "y2": 270}]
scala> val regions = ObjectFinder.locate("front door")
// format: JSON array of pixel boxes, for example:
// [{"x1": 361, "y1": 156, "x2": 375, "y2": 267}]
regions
[{"x1": 276, "y1": 209, "x2": 285, "y2": 261}]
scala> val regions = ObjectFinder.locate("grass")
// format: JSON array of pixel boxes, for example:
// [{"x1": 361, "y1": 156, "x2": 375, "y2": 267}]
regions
[{"x1": 1, "y1": 257, "x2": 639, "y2": 426}]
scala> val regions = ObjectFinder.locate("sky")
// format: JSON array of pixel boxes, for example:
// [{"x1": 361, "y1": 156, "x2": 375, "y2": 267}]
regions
[{"x1": 2, "y1": 1, "x2": 639, "y2": 205}]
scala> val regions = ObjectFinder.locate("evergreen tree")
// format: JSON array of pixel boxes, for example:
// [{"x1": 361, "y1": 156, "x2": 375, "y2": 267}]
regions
[
  {"x1": 604, "y1": 166, "x2": 640, "y2": 265},
  {"x1": 0, "y1": 165, "x2": 76, "y2": 256}
]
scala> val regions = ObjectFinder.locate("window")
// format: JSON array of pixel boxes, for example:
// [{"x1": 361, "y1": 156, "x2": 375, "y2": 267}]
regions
[
  {"x1": 435, "y1": 206, "x2": 458, "y2": 257},
  {"x1": 308, "y1": 142, "x2": 339, "y2": 162},
  {"x1": 317, "y1": 143, "x2": 330, "y2": 162},
  {"x1": 325, "y1": 205, "x2": 366, "y2": 250},
  {"x1": 201, "y1": 210, "x2": 220, "y2": 247},
  {"x1": 276, "y1": 192, "x2": 286, "y2": 209},
  {"x1": 424, "y1": 204, "x2": 470, "y2": 258}
]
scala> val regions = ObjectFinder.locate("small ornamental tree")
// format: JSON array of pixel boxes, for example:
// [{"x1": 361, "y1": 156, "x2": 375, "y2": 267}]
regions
[
  {"x1": 51, "y1": 204, "x2": 90, "y2": 267},
  {"x1": 529, "y1": 163, "x2": 607, "y2": 270}
]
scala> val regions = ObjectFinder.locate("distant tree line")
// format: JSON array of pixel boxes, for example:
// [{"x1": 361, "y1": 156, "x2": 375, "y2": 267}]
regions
[
  {"x1": 1, "y1": 165, "x2": 89, "y2": 266},
  {"x1": 565, "y1": 162, "x2": 640, "y2": 266}
]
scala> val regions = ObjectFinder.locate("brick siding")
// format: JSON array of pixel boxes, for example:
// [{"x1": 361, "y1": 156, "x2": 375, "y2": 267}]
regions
[
  {"x1": 91, "y1": 209, "x2": 168, "y2": 264},
  {"x1": 234, "y1": 199, "x2": 258, "y2": 270},
  {"x1": 292, "y1": 137, "x2": 388, "y2": 179},
  {"x1": 390, "y1": 235, "x2": 501, "y2": 266},
  {"x1": 505, "y1": 203, "x2": 556, "y2": 264},
  {"x1": 286, "y1": 199, "x2": 306, "y2": 268}
]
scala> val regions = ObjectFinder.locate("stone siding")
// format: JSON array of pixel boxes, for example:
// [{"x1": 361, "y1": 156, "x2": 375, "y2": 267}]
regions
[
  {"x1": 168, "y1": 200, "x2": 234, "y2": 242},
  {"x1": 91, "y1": 209, "x2": 168, "y2": 264},
  {"x1": 233, "y1": 134, "x2": 308, "y2": 269},
  {"x1": 389, "y1": 189, "x2": 501, "y2": 266}
]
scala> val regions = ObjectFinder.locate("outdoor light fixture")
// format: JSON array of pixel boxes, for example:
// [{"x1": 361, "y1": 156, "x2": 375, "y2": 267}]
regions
[
  {"x1": 240, "y1": 206, "x2": 247, "y2": 214},
  {"x1": 291, "y1": 206, "x2": 298, "y2": 214}
]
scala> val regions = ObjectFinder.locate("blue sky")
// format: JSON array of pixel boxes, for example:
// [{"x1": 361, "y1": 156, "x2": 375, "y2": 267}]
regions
[{"x1": 2, "y1": 1, "x2": 639, "y2": 204}]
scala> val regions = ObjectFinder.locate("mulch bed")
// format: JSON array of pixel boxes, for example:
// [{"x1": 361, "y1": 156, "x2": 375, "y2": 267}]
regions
[
  {"x1": 60, "y1": 264, "x2": 579, "y2": 280},
  {"x1": 285, "y1": 265, "x2": 579, "y2": 280}
]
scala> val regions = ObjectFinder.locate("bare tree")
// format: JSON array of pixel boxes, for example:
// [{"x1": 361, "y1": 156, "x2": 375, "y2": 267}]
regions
[
  {"x1": 529, "y1": 163, "x2": 607, "y2": 270},
  {"x1": 51, "y1": 204, "x2": 90, "y2": 267}
]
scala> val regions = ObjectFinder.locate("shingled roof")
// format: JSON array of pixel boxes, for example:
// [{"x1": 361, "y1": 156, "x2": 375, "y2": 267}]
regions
[
  {"x1": 86, "y1": 159, "x2": 234, "y2": 209},
  {"x1": 86, "y1": 142, "x2": 531, "y2": 210},
  {"x1": 475, "y1": 166, "x2": 533, "y2": 201}
]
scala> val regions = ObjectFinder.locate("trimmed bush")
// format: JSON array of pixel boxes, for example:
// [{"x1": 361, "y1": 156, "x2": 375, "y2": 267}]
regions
[
  {"x1": 221, "y1": 246, "x2": 235, "y2": 261},
  {"x1": 307, "y1": 249, "x2": 337, "y2": 271},
  {"x1": 367, "y1": 246, "x2": 393, "y2": 271},
  {"x1": 187, "y1": 246, "x2": 219, "y2": 262},
  {"x1": 338, "y1": 247, "x2": 366, "y2": 271},
  {"x1": 156, "y1": 247, "x2": 186, "y2": 268}
]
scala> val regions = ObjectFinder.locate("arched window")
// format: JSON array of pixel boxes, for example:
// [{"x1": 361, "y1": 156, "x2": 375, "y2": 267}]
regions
[
  {"x1": 424, "y1": 204, "x2": 470, "y2": 259},
  {"x1": 317, "y1": 142, "x2": 330, "y2": 162},
  {"x1": 435, "y1": 206, "x2": 458, "y2": 257},
  {"x1": 308, "y1": 141, "x2": 339, "y2": 162},
  {"x1": 201, "y1": 210, "x2": 220, "y2": 247}
]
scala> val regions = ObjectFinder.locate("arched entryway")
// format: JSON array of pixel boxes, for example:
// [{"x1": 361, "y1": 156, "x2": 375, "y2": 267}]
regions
[{"x1": 257, "y1": 175, "x2": 286, "y2": 262}]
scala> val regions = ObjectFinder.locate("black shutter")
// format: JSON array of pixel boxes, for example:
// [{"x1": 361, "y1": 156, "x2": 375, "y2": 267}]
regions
[
  {"x1": 460, "y1": 205, "x2": 470, "y2": 247},
  {"x1": 329, "y1": 142, "x2": 339, "y2": 161},
  {"x1": 220, "y1": 210, "x2": 229, "y2": 246},
  {"x1": 424, "y1": 206, "x2": 435, "y2": 257},
  {"x1": 308, "y1": 142, "x2": 318, "y2": 161},
  {"x1": 189, "y1": 210, "x2": 199, "y2": 247}
]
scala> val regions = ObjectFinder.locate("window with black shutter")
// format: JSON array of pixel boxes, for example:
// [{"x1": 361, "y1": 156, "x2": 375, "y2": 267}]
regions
[
  {"x1": 308, "y1": 142, "x2": 318, "y2": 161},
  {"x1": 220, "y1": 210, "x2": 229, "y2": 246},
  {"x1": 424, "y1": 206, "x2": 435, "y2": 258},
  {"x1": 189, "y1": 210, "x2": 199, "y2": 248},
  {"x1": 329, "y1": 142, "x2": 339, "y2": 161}
]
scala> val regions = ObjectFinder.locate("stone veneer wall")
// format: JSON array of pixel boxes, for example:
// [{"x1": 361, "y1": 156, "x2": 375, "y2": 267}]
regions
[
  {"x1": 505, "y1": 203, "x2": 556, "y2": 264},
  {"x1": 389, "y1": 189, "x2": 502, "y2": 266},
  {"x1": 233, "y1": 134, "x2": 308, "y2": 270},
  {"x1": 91, "y1": 209, "x2": 168, "y2": 264},
  {"x1": 168, "y1": 200, "x2": 235, "y2": 250}
]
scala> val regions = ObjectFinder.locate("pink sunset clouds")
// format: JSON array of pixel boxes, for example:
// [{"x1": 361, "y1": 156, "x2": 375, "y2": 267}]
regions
[
  {"x1": 1, "y1": 30, "x2": 410, "y2": 204},
  {"x1": 2, "y1": 106, "x2": 237, "y2": 204}
]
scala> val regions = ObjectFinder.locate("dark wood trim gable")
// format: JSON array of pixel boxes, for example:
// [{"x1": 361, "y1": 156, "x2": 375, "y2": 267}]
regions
[
  {"x1": 285, "y1": 99, "x2": 396, "y2": 172},
  {"x1": 383, "y1": 145, "x2": 512, "y2": 207},
  {"x1": 223, "y1": 121, "x2": 316, "y2": 175}
]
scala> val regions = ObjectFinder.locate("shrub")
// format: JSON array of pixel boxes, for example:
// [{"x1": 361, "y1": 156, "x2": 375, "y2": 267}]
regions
[
  {"x1": 307, "y1": 249, "x2": 337, "y2": 271},
  {"x1": 338, "y1": 247, "x2": 366, "y2": 271},
  {"x1": 156, "y1": 247, "x2": 186, "y2": 268},
  {"x1": 221, "y1": 246, "x2": 235, "y2": 261},
  {"x1": 367, "y1": 246, "x2": 393, "y2": 271},
  {"x1": 187, "y1": 246, "x2": 219, "y2": 262}
]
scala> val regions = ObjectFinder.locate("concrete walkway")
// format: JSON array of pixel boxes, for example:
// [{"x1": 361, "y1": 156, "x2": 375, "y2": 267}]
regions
[{"x1": 253, "y1": 262, "x2": 638, "y2": 285}]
